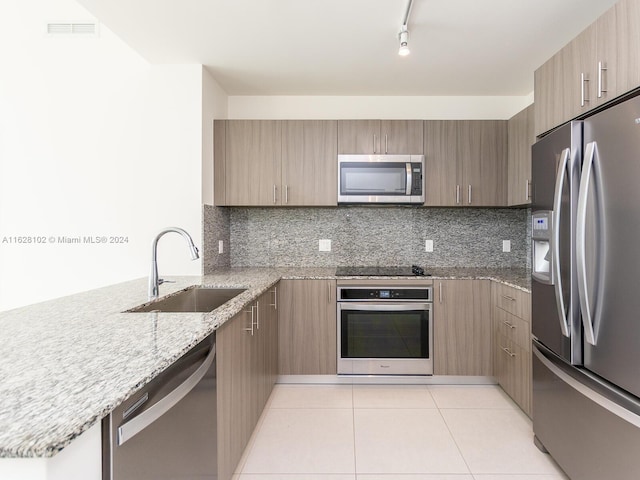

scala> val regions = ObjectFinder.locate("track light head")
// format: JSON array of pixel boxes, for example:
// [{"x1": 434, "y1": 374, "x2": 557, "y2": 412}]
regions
[{"x1": 398, "y1": 25, "x2": 410, "y2": 56}]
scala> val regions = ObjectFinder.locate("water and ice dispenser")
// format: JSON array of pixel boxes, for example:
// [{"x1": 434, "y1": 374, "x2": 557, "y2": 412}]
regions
[{"x1": 532, "y1": 211, "x2": 554, "y2": 285}]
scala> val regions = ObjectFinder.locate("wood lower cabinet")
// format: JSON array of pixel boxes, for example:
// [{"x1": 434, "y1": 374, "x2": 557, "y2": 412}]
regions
[
  {"x1": 278, "y1": 279, "x2": 337, "y2": 375},
  {"x1": 433, "y1": 280, "x2": 492, "y2": 376},
  {"x1": 424, "y1": 120, "x2": 507, "y2": 207},
  {"x1": 507, "y1": 104, "x2": 535, "y2": 206},
  {"x1": 492, "y1": 283, "x2": 532, "y2": 417},
  {"x1": 338, "y1": 120, "x2": 423, "y2": 154},
  {"x1": 216, "y1": 286, "x2": 278, "y2": 480}
]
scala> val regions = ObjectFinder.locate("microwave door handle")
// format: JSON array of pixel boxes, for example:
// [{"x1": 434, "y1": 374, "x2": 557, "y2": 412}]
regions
[{"x1": 405, "y1": 163, "x2": 412, "y2": 195}]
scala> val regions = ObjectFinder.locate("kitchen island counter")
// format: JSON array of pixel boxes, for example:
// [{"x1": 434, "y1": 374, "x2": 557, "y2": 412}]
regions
[{"x1": 0, "y1": 266, "x2": 528, "y2": 460}]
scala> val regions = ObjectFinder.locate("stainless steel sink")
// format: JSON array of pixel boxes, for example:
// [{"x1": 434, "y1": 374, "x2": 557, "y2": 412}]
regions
[{"x1": 126, "y1": 286, "x2": 246, "y2": 313}]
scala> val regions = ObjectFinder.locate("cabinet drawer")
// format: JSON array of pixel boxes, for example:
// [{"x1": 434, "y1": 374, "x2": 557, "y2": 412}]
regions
[
  {"x1": 495, "y1": 332, "x2": 532, "y2": 417},
  {"x1": 492, "y1": 283, "x2": 530, "y2": 322},
  {"x1": 495, "y1": 308, "x2": 530, "y2": 352}
]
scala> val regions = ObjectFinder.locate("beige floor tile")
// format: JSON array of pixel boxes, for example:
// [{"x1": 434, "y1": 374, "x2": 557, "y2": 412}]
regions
[
  {"x1": 354, "y1": 409, "x2": 469, "y2": 474},
  {"x1": 238, "y1": 475, "x2": 356, "y2": 480},
  {"x1": 473, "y1": 475, "x2": 569, "y2": 480},
  {"x1": 353, "y1": 385, "x2": 436, "y2": 409},
  {"x1": 241, "y1": 408, "x2": 355, "y2": 474},
  {"x1": 441, "y1": 409, "x2": 563, "y2": 475},
  {"x1": 429, "y1": 385, "x2": 517, "y2": 409},
  {"x1": 358, "y1": 475, "x2": 474, "y2": 480},
  {"x1": 269, "y1": 384, "x2": 353, "y2": 409}
]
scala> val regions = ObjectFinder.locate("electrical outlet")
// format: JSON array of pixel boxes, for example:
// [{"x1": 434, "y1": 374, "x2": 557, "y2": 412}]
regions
[
  {"x1": 319, "y1": 239, "x2": 331, "y2": 252},
  {"x1": 425, "y1": 239, "x2": 434, "y2": 252},
  {"x1": 218, "y1": 240, "x2": 224, "y2": 254},
  {"x1": 503, "y1": 240, "x2": 511, "y2": 253}
]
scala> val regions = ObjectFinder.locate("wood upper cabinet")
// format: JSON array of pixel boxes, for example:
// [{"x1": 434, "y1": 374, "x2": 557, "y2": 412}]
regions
[
  {"x1": 460, "y1": 120, "x2": 507, "y2": 206},
  {"x1": 278, "y1": 279, "x2": 337, "y2": 375},
  {"x1": 534, "y1": 3, "x2": 621, "y2": 136},
  {"x1": 214, "y1": 120, "x2": 337, "y2": 206},
  {"x1": 433, "y1": 280, "x2": 492, "y2": 376},
  {"x1": 282, "y1": 120, "x2": 337, "y2": 206},
  {"x1": 338, "y1": 120, "x2": 423, "y2": 154},
  {"x1": 615, "y1": 0, "x2": 640, "y2": 95},
  {"x1": 221, "y1": 120, "x2": 282, "y2": 206},
  {"x1": 507, "y1": 104, "x2": 535, "y2": 206},
  {"x1": 424, "y1": 120, "x2": 507, "y2": 207},
  {"x1": 534, "y1": 52, "x2": 566, "y2": 137},
  {"x1": 216, "y1": 287, "x2": 278, "y2": 480}
]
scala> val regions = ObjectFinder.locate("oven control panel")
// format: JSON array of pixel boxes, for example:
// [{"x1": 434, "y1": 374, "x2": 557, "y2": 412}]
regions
[{"x1": 338, "y1": 287, "x2": 431, "y2": 302}]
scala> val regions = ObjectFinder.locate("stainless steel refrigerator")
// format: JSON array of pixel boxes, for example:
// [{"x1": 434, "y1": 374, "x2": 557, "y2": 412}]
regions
[{"x1": 531, "y1": 94, "x2": 640, "y2": 480}]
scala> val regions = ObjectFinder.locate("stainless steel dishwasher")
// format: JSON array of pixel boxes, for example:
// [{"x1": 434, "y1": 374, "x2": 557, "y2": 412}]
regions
[{"x1": 102, "y1": 333, "x2": 217, "y2": 480}]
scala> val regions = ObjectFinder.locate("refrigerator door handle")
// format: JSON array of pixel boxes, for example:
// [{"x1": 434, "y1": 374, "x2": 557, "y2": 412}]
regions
[
  {"x1": 552, "y1": 148, "x2": 571, "y2": 337},
  {"x1": 533, "y1": 344, "x2": 640, "y2": 429},
  {"x1": 577, "y1": 141, "x2": 597, "y2": 346}
]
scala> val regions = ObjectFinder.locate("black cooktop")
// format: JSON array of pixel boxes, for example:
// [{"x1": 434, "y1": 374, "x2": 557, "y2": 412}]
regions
[{"x1": 335, "y1": 265, "x2": 429, "y2": 277}]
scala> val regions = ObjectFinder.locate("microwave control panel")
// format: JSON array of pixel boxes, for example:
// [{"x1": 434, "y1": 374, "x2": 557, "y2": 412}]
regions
[{"x1": 410, "y1": 162, "x2": 423, "y2": 195}]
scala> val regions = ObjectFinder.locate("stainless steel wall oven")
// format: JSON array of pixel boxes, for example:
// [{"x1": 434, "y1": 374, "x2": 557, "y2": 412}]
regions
[{"x1": 337, "y1": 282, "x2": 433, "y2": 375}]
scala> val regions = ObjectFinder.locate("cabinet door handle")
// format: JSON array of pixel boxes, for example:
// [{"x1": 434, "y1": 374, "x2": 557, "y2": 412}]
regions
[
  {"x1": 501, "y1": 346, "x2": 516, "y2": 357},
  {"x1": 255, "y1": 300, "x2": 260, "y2": 330},
  {"x1": 503, "y1": 320, "x2": 516, "y2": 329},
  {"x1": 385, "y1": 134, "x2": 388, "y2": 154},
  {"x1": 244, "y1": 305, "x2": 255, "y2": 336},
  {"x1": 284, "y1": 185, "x2": 289, "y2": 204},
  {"x1": 456, "y1": 185, "x2": 460, "y2": 205},
  {"x1": 525, "y1": 180, "x2": 531, "y2": 200},
  {"x1": 468, "y1": 185, "x2": 472, "y2": 204},
  {"x1": 327, "y1": 281, "x2": 331, "y2": 304},
  {"x1": 501, "y1": 294, "x2": 516, "y2": 302},
  {"x1": 581, "y1": 73, "x2": 589, "y2": 107},
  {"x1": 373, "y1": 134, "x2": 377, "y2": 154},
  {"x1": 273, "y1": 184, "x2": 277, "y2": 204},
  {"x1": 270, "y1": 286, "x2": 277, "y2": 310},
  {"x1": 439, "y1": 282, "x2": 443, "y2": 304},
  {"x1": 598, "y1": 61, "x2": 607, "y2": 98}
]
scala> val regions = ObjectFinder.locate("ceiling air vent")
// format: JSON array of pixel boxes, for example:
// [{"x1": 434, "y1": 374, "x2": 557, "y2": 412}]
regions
[{"x1": 46, "y1": 23, "x2": 98, "y2": 36}]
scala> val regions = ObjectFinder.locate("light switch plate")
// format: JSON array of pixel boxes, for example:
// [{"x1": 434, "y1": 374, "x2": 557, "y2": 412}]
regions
[
  {"x1": 503, "y1": 240, "x2": 511, "y2": 253},
  {"x1": 218, "y1": 240, "x2": 224, "y2": 254},
  {"x1": 319, "y1": 239, "x2": 331, "y2": 252},
  {"x1": 425, "y1": 239, "x2": 434, "y2": 252}
]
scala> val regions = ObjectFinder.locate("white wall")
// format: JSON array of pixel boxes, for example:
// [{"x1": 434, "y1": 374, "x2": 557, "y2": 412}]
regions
[
  {"x1": 227, "y1": 93, "x2": 534, "y2": 120},
  {"x1": 0, "y1": 0, "x2": 204, "y2": 310},
  {"x1": 202, "y1": 68, "x2": 228, "y2": 206}
]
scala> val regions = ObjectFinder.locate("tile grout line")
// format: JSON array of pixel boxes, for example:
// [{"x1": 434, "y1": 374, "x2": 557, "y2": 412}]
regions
[
  {"x1": 351, "y1": 384, "x2": 359, "y2": 479},
  {"x1": 435, "y1": 403, "x2": 474, "y2": 477}
]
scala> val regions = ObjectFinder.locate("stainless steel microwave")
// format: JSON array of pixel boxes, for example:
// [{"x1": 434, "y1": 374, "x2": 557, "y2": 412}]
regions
[{"x1": 338, "y1": 154, "x2": 425, "y2": 204}]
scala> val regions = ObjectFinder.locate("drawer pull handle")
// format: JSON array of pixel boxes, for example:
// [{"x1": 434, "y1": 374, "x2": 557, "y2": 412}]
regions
[
  {"x1": 501, "y1": 346, "x2": 516, "y2": 357},
  {"x1": 503, "y1": 320, "x2": 516, "y2": 329},
  {"x1": 501, "y1": 294, "x2": 516, "y2": 302}
]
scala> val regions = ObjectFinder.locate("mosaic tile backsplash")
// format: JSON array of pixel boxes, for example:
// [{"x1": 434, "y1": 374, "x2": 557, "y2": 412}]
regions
[{"x1": 206, "y1": 206, "x2": 530, "y2": 269}]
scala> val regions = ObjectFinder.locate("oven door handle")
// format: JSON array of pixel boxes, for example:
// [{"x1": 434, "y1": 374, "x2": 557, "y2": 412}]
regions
[{"x1": 339, "y1": 303, "x2": 430, "y2": 311}]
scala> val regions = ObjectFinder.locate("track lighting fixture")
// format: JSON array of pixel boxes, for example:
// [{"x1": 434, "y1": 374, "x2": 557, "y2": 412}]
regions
[
  {"x1": 398, "y1": 0, "x2": 414, "y2": 57},
  {"x1": 398, "y1": 24, "x2": 410, "y2": 56}
]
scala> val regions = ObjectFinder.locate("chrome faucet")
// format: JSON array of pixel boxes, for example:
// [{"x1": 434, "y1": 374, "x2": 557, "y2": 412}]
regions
[{"x1": 149, "y1": 227, "x2": 200, "y2": 300}]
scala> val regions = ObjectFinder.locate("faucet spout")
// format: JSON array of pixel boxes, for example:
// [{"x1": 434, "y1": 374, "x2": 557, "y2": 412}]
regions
[{"x1": 149, "y1": 227, "x2": 200, "y2": 300}]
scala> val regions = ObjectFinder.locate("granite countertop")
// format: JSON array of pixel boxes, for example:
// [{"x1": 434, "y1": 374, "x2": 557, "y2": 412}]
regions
[{"x1": 0, "y1": 266, "x2": 529, "y2": 459}]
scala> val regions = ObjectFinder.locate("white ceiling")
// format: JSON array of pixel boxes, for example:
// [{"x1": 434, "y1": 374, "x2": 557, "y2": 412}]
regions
[{"x1": 76, "y1": 0, "x2": 618, "y2": 96}]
